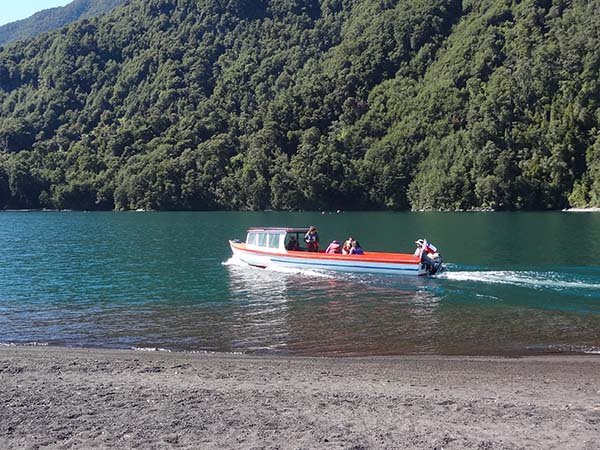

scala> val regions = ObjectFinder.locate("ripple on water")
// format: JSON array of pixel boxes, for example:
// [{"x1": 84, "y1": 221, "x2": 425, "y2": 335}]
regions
[{"x1": 2, "y1": 211, "x2": 600, "y2": 356}]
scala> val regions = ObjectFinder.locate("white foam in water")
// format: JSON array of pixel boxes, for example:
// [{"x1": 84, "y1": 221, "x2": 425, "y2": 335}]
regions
[
  {"x1": 222, "y1": 255, "x2": 244, "y2": 266},
  {"x1": 222, "y1": 256, "x2": 334, "y2": 278},
  {"x1": 531, "y1": 344, "x2": 600, "y2": 354},
  {"x1": 265, "y1": 265, "x2": 334, "y2": 279},
  {"x1": 438, "y1": 270, "x2": 600, "y2": 292},
  {"x1": 0, "y1": 342, "x2": 49, "y2": 347},
  {"x1": 131, "y1": 347, "x2": 172, "y2": 353},
  {"x1": 225, "y1": 257, "x2": 599, "y2": 288}
]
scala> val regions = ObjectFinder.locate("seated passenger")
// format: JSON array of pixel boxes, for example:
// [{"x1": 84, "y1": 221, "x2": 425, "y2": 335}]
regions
[
  {"x1": 286, "y1": 236, "x2": 300, "y2": 251},
  {"x1": 325, "y1": 240, "x2": 342, "y2": 254},
  {"x1": 304, "y1": 226, "x2": 319, "y2": 252},
  {"x1": 342, "y1": 237, "x2": 354, "y2": 255},
  {"x1": 349, "y1": 241, "x2": 364, "y2": 255}
]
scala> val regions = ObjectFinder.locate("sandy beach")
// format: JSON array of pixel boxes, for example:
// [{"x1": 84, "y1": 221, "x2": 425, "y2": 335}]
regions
[{"x1": 0, "y1": 347, "x2": 598, "y2": 449}]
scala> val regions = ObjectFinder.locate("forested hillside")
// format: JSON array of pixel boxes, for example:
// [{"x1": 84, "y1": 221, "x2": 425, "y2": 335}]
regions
[
  {"x1": 0, "y1": 0, "x2": 124, "y2": 46},
  {"x1": 0, "y1": 0, "x2": 599, "y2": 211}
]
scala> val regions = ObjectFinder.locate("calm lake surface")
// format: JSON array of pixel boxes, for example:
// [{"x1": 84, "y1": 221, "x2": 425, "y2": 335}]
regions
[{"x1": 1, "y1": 211, "x2": 599, "y2": 356}]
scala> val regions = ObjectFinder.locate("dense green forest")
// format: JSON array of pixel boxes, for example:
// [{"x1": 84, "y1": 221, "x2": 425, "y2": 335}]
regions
[
  {"x1": 0, "y1": 0, "x2": 599, "y2": 211},
  {"x1": 0, "y1": 0, "x2": 124, "y2": 46}
]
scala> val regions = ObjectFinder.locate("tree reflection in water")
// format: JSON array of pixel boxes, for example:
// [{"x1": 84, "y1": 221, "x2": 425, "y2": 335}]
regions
[{"x1": 224, "y1": 258, "x2": 445, "y2": 356}]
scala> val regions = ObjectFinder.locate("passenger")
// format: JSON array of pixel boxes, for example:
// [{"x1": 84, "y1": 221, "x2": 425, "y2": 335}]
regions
[
  {"x1": 325, "y1": 240, "x2": 342, "y2": 254},
  {"x1": 304, "y1": 226, "x2": 320, "y2": 252},
  {"x1": 342, "y1": 237, "x2": 354, "y2": 255},
  {"x1": 349, "y1": 241, "x2": 364, "y2": 255},
  {"x1": 286, "y1": 236, "x2": 300, "y2": 251}
]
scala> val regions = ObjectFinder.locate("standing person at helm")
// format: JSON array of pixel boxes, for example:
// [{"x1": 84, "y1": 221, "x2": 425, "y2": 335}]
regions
[
  {"x1": 414, "y1": 238, "x2": 437, "y2": 260},
  {"x1": 304, "y1": 226, "x2": 320, "y2": 252},
  {"x1": 415, "y1": 238, "x2": 442, "y2": 275}
]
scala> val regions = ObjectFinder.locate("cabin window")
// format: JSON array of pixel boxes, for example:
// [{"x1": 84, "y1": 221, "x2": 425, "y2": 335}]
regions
[
  {"x1": 247, "y1": 233, "x2": 258, "y2": 245},
  {"x1": 268, "y1": 234, "x2": 280, "y2": 249},
  {"x1": 257, "y1": 233, "x2": 267, "y2": 247}
]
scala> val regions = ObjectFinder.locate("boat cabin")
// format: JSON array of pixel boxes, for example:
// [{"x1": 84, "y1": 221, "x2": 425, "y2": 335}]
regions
[{"x1": 245, "y1": 227, "x2": 310, "y2": 253}]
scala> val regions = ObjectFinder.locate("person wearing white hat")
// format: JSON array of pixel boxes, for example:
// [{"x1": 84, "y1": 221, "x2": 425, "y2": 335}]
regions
[{"x1": 414, "y1": 238, "x2": 437, "y2": 259}]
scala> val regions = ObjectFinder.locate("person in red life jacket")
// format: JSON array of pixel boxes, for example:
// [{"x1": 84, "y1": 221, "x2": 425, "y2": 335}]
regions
[
  {"x1": 349, "y1": 240, "x2": 364, "y2": 255},
  {"x1": 325, "y1": 240, "x2": 342, "y2": 254},
  {"x1": 415, "y1": 238, "x2": 441, "y2": 274},
  {"x1": 414, "y1": 238, "x2": 437, "y2": 259},
  {"x1": 342, "y1": 236, "x2": 354, "y2": 254},
  {"x1": 304, "y1": 226, "x2": 320, "y2": 252}
]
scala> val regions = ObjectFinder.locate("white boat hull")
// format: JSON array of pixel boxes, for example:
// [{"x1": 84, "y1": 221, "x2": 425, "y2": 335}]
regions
[{"x1": 230, "y1": 241, "x2": 428, "y2": 276}]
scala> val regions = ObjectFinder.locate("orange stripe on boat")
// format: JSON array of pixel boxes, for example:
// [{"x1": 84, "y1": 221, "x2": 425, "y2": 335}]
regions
[{"x1": 230, "y1": 242, "x2": 420, "y2": 264}]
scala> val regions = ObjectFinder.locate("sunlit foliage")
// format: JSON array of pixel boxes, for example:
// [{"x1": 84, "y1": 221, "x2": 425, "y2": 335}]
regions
[{"x1": 0, "y1": 0, "x2": 599, "y2": 211}]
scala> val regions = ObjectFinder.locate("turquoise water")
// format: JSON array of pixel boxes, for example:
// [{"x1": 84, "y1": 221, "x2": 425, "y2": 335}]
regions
[{"x1": 0, "y1": 211, "x2": 599, "y2": 355}]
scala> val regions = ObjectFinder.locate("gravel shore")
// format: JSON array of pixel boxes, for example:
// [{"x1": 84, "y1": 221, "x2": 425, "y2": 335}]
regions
[{"x1": 1, "y1": 346, "x2": 599, "y2": 449}]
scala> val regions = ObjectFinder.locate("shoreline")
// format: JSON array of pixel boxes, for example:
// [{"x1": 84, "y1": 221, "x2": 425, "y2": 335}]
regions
[
  {"x1": 2, "y1": 341, "x2": 599, "y2": 357},
  {"x1": 2, "y1": 207, "x2": 600, "y2": 213},
  {"x1": 562, "y1": 207, "x2": 600, "y2": 212},
  {"x1": 1, "y1": 346, "x2": 598, "y2": 449}
]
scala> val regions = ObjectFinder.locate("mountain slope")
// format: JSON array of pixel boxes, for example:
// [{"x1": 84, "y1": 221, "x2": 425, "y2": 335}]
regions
[
  {"x1": 0, "y1": 0, "x2": 125, "y2": 46},
  {"x1": 0, "y1": 0, "x2": 599, "y2": 211}
]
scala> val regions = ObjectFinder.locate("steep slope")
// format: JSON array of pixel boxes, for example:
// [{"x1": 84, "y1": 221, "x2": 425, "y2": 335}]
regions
[
  {"x1": 0, "y1": 0, "x2": 125, "y2": 46},
  {"x1": 0, "y1": 0, "x2": 599, "y2": 211}
]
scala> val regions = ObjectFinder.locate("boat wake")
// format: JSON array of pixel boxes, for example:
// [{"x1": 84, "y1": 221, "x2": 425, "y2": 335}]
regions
[
  {"x1": 222, "y1": 255, "x2": 244, "y2": 267},
  {"x1": 224, "y1": 256, "x2": 600, "y2": 295},
  {"x1": 437, "y1": 269, "x2": 600, "y2": 294},
  {"x1": 222, "y1": 256, "x2": 334, "y2": 278}
]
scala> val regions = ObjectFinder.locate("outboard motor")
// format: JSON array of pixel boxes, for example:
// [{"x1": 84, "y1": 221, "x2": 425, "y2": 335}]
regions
[
  {"x1": 415, "y1": 238, "x2": 444, "y2": 275},
  {"x1": 422, "y1": 252, "x2": 444, "y2": 275}
]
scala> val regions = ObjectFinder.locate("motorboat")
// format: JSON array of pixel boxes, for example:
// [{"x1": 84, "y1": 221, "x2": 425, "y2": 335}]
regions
[{"x1": 229, "y1": 227, "x2": 443, "y2": 276}]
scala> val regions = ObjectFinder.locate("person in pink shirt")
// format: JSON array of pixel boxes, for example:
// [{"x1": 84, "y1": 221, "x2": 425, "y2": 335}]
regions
[{"x1": 325, "y1": 240, "x2": 342, "y2": 254}]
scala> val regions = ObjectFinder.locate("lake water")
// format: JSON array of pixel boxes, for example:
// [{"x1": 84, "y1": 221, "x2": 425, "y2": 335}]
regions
[{"x1": 1, "y1": 211, "x2": 599, "y2": 356}]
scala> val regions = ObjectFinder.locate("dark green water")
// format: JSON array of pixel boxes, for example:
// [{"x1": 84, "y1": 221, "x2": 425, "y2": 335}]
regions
[{"x1": 1, "y1": 211, "x2": 599, "y2": 356}]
